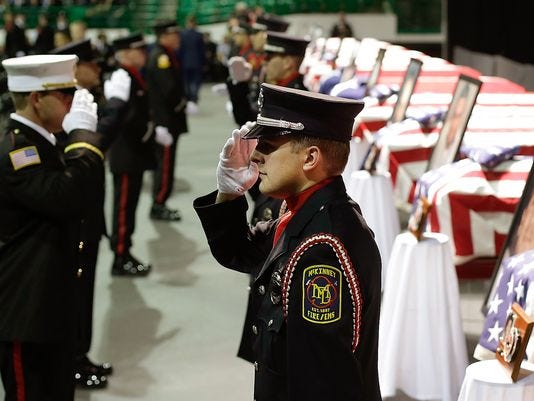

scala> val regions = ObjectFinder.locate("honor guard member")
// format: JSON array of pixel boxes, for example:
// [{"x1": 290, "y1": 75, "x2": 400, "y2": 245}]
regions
[
  {"x1": 146, "y1": 20, "x2": 188, "y2": 221},
  {"x1": 227, "y1": 31, "x2": 309, "y2": 135},
  {"x1": 107, "y1": 32, "x2": 156, "y2": 276},
  {"x1": 194, "y1": 84, "x2": 382, "y2": 401},
  {"x1": 228, "y1": 33, "x2": 311, "y2": 362},
  {"x1": 227, "y1": 31, "x2": 310, "y2": 222},
  {"x1": 0, "y1": 55, "x2": 104, "y2": 401},
  {"x1": 51, "y1": 38, "x2": 114, "y2": 389}
]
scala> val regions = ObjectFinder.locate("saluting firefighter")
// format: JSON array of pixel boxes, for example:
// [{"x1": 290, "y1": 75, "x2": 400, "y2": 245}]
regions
[
  {"x1": 227, "y1": 32, "x2": 312, "y2": 363},
  {"x1": 194, "y1": 84, "x2": 382, "y2": 401},
  {"x1": 0, "y1": 55, "x2": 104, "y2": 401},
  {"x1": 107, "y1": 32, "x2": 159, "y2": 276},
  {"x1": 50, "y1": 38, "x2": 116, "y2": 389},
  {"x1": 146, "y1": 20, "x2": 188, "y2": 221}
]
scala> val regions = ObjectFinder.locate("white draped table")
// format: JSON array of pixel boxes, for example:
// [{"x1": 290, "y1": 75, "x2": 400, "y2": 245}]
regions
[
  {"x1": 379, "y1": 232, "x2": 467, "y2": 401},
  {"x1": 457, "y1": 360, "x2": 534, "y2": 401},
  {"x1": 344, "y1": 170, "x2": 400, "y2": 287}
]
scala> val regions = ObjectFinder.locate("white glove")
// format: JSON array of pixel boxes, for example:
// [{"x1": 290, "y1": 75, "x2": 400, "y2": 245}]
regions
[
  {"x1": 104, "y1": 69, "x2": 131, "y2": 102},
  {"x1": 228, "y1": 56, "x2": 253, "y2": 84},
  {"x1": 62, "y1": 89, "x2": 98, "y2": 133},
  {"x1": 216, "y1": 121, "x2": 258, "y2": 195},
  {"x1": 154, "y1": 126, "x2": 174, "y2": 146}
]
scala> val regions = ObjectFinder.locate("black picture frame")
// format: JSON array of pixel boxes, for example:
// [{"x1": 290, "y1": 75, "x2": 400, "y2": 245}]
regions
[
  {"x1": 484, "y1": 163, "x2": 534, "y2": 312},
  {"x1": 426, "y1": 74, "x2": 482, "y2": 172},
  {"x1": 389, "y1": 58, "x2": 424, "y2": 124},
  {"x1": 365, "y1": 47, "x2": 386, "y2": 94},
  {"x1": 360, "y1": 142, "x2": 381, "y2": 173}
]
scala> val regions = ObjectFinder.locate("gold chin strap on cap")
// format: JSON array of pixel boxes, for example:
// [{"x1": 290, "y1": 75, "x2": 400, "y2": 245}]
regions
[
  {"x1": 256, "y1": 115, "x2": 305, "y2": 130},
  {"x1": 41, "y1": 80, "x2": 78, "y2": 90}
]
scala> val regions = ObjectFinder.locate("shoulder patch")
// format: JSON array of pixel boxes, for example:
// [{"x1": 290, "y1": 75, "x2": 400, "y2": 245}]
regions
[
  {"x1": 283, "y1": 233, "x2": 363, "y2": 352},
  {"x1": 9, "y1": 146, "x2": 41, "y2": 171},
  {"x1": 302, "y1": 264, "x2": 341, "y2": 324},
  {"x1": 157, "y1": 54, "x2": 171, "y2": 69}
]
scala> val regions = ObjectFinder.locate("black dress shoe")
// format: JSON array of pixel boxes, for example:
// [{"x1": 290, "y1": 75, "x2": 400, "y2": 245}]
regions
[
  {"x1": 150, "y1": 203, "x2": 182, "y2": 221},
  {"x1": 74, "y1": 371, "x2": 108, "y2": 389},
  {"x1": 76, "y1": 354, "x2": 113, "y2": 376},
  {"x1": 112, "y1": 254, "x2": 151, "y2": 277},
  {"x1": 74, "y1": 355, "x2": 111, "y2": 389}
]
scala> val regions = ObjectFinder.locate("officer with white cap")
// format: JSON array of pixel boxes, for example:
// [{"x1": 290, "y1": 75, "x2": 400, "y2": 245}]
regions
[{"x1": 0, "y1": 54, "x2": 104, "y2": 401}]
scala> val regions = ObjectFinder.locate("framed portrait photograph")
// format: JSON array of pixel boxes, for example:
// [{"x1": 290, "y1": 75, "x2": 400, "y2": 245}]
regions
[
  {"x1": 484, "y1": 163, "x2": 534, "y2": 312},
  {"x1": 336, "y1": 37, "x2": 359, "y2": 69},
  {"x1": 496, "y1": 303, "x2": 534, "y2": 382},
  {"x1": 360, "y1": 142, "x2": 381, "y2": 173},
  {"x1": 426, "y1": 74, "x2": 482, "y2": 172},
  {"x1": 339, "y1": 44, "x2": 359, "y2": 83},
  {"x1": 322, "y1": 37, "x2": 342, "y2": 62},
  {"x1": 389, "y1": 58, "x2": 423, "y2": 124},
  {"x1": 365, "y1": 47, "x2": 386, "y2": 94},
  {"x1": 407, "y1": 195, "x2": 432, "y2": 241}
]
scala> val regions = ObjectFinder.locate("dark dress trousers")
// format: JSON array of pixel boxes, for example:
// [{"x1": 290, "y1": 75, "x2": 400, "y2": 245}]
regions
[
  {"x1": 107, "y1": 66, "x2": 156, "y2": 255},
  {"x1": 146, "y1": 43, "x2": 188, "y2": 205},
  {"x1": 194, "y1": 176, "x2": 382, "y2": 401}
]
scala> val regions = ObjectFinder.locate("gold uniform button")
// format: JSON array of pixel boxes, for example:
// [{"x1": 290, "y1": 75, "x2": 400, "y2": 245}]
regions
[
  {"x1": 77, "y1": 268, "x2": 83, "y2": 278},
  {"x1": 258, "y1": 285, "x2": 265, "y2": 295},
  {"x1": 252, "y1": 325, "x2": 258, "y2": 335},
  {"x1": 268, "y1": 319, "x2": 273, "y2": 327},
  {"x1": 78, "y1": 241, "x2": 84, "y2": 250}
]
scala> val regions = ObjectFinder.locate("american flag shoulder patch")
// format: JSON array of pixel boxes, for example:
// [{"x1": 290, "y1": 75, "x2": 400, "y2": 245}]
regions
[{"x1": 9, "y1": 146, "x2": 41, "y2": 171}]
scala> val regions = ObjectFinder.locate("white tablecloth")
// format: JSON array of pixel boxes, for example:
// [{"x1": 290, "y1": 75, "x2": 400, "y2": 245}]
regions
[
  {"x1": 345, "y1": 170, "x2": 400, "y2": 287},
  {"x1": 379, "y1": 232, "x2": 467, "y2": 401},
  {"x1": 457, "y1": 360, "x2": 534, "y2": 401}
]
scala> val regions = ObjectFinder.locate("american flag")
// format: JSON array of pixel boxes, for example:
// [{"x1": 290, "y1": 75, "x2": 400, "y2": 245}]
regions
[
  {"x1": 475, "y1": 250, "x2": 534, "y2": 358},
  {"x1": 9, "y1": 146, "x2": 41, "y2": 171},
  {"x1": 420, "y1": 158, "x2": 532, "y2": 265},
  {"x1": 460, "y1": 144, "x2": 520, "y2": 168}
]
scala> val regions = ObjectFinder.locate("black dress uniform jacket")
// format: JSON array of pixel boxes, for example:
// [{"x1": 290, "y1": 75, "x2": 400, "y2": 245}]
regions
[
  {"x1": 194, "y1": 176, "x2": 382, "y2": 401},
  {"x1": 107, "y1": 67, "x2": 156, "y2": 174},
  {"x1": 146, "y1": 44, "x2": 188, "y2": 136},
  {"x1": 0, "y1": 119, "x2": 104, "y2": 342},
  {"x1": 229, "y1": 75, "x2": 307, "y2": 362}
]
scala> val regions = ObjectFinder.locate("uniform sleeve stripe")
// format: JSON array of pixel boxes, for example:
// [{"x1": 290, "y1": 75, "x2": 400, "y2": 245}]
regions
[
  {"x1": 282, "y1": 233, "x2": 363, "y2": 352},
  {"x1": 64, "y1": 142, "x2": 104, "y2": 160}
]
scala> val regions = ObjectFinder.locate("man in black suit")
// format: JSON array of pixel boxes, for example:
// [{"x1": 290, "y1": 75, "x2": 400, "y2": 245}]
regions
[{"x1": 0, "y1": 55, "x2": 104, "y2": 401}]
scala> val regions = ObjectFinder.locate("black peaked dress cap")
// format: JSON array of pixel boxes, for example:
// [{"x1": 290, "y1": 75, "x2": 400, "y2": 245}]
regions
[
  {"x1": 50, "y1": 39, "x2": 97, "y2": 62},
  {"x1": 256, "y1": 13, "x2": 290, "y2": 32},
  {"x1": 153, "y1": 20, "x2": 180, "y2": 35},
  {"x1": 264, "y1": 32, "x2": 309, "y2": 57},
  {"x1": 112, "y1": 33, "x2": 146, "y2": 51},
  {"x1": 244, "y1": 83, "x2": 365, "y2": 142}
]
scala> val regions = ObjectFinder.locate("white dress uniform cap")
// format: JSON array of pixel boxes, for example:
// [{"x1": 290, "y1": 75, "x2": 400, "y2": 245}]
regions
[{"x1": 1, "y1": 54, "x2": 78, "y2": 93}]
